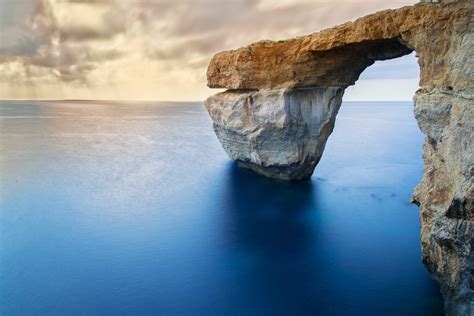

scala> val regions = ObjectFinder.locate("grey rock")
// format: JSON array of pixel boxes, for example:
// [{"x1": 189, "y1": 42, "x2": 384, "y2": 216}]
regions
[
  {"x1": 204, "y1": 1, "x2": 473, "y2": 314},
  {"x1": 205, "y1": 87, "x2": 344, "y2": 180}
]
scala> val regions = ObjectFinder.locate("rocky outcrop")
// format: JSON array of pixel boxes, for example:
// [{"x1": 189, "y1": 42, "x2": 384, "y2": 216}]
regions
[
  {"x1": 413, "y1": 91, "x2": 473, "y2": 315},
  {"x1": 205, "y1": 0, "x2": 473, "y2": 315},
  {"x1": 205, "y1": 87, "x2": 344, "y2": 180}
]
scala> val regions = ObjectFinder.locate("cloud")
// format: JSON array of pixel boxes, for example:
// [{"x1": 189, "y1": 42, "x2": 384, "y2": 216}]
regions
[
  {"x1": 0, "y1": 0, "x2": 55, "y2": 57},
  {"x1": 344, "y1": 78, "x2": 420, "y2": 101},
  {"x1": 55, "y1": 1, "x2": 127, "y2": 41},
  {"x1": 0, "y1": 0, "x2": 419, "y2": 100},
  {"x1": 0, "y1": 0, "x2": 128, "y2": 84},
  {"x1": 359, "y1": 52, "x2": 419, "y2": 80}
]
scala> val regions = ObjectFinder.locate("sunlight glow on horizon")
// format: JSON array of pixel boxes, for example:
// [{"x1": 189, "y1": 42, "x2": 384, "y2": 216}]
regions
[{"x1": 0, "y1": 0, "x2": 419, "y2": 101}]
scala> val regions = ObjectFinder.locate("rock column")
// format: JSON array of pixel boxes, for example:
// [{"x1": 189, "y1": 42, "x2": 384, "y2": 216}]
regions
[
  {"x1": 205, "y1": 87, "x2": 344, "y2": 180},
  {"x1": 204, "y1": 2, "x2": 473, "y2": 314}
]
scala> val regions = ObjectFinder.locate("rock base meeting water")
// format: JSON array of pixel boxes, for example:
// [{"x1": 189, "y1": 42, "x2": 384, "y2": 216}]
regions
[{"x1": 204, "y1": 2, "x2": 473, "y2": 313}]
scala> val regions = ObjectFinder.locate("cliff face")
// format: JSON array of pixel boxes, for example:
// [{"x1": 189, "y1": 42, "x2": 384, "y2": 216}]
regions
[
  {"x1": 413, "y1": 92, "x2": 473, "y2": 315},
  {"x1": 205, "y1": 1, "x2": 473, "y2": 315},
  {"x1": 207, "y1": 2, "x2": 472, "y2": 93},
  {"x1": 206, "y1": 87, "x2": 344, "y2": 180}
]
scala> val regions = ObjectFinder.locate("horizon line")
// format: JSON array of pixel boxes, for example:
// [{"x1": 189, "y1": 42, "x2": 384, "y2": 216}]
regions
[{"x1": 0, "y1": 98, "x2": 414, "y2": 103}]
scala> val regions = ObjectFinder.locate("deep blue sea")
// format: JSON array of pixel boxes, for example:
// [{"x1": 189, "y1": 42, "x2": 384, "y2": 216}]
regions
[{"x1": 0, "y1": 100, "x2": 444, "y2": 315}]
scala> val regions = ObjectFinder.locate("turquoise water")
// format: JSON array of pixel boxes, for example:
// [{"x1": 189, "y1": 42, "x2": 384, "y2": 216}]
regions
[{"x1": 0, "y1": 100, "x2": 444, "y2": 315}]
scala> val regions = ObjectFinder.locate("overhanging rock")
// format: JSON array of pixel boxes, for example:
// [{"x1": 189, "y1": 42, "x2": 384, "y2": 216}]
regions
[{"x1": 205, "y1": 1, "x2": 473, "y2": 315}]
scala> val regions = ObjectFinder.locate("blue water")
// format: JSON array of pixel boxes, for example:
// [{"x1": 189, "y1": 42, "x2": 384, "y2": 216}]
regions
[{"x1": 0, "y1": 100, "x2": 444, "y2": 315}]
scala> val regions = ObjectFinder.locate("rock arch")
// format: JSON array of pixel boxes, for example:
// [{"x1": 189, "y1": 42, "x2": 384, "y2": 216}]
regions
[{"x1": 204, "y1": 1, "x2": 473, "y2": 315}]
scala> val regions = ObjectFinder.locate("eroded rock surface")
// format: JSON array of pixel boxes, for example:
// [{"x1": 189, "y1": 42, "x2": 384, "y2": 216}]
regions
[
  {"x1": 205, "y1": 87, "x2": 343, "y2": 180},
  {"x1": 413, "y1": 91, "x2": 473, "y2": 315},
  {"x1": 205, "y1": 0, "x2": 473, "y2": 314}
]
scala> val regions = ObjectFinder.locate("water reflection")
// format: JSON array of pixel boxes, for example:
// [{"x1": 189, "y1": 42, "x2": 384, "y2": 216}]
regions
[
  {"x1": 223, "y1": 162, "x2": 317, "y2": 253},
  {"x1": 0, "y1": 101, "x2": 444, "y2": 316},
  {"x1": 209, "y1": 163, "x2": 324, "y2": 315}
]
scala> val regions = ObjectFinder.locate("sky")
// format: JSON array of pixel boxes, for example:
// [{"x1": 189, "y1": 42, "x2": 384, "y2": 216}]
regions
[{"x1": 0, "y1": 0, "x2": 419, "y2": 101}]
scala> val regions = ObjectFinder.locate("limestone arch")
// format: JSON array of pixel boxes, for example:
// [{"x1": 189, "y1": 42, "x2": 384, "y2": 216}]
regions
[{"x1": 204, "y1": 2, "x2": 473, "y2": 315}]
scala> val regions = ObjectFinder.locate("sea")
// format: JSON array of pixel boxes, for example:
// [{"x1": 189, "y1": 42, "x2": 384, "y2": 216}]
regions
[{"x1": 0, "y1": 100, "x2": 444, "y2": 315}]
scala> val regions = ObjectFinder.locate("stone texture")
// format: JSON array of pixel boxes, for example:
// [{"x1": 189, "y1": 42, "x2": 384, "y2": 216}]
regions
[
  {"x1": 205, "y1": 87, "x2": 344, "y2": 180},
  {"x1": 413, "y1": 91, "x2": 474, "y2": 315},
  {"x1": 207, "y1": 1, "x2": 473, "y2": 95},
  {"x1": 205, "y1": 0, "x2": 473, "y2": 315}
]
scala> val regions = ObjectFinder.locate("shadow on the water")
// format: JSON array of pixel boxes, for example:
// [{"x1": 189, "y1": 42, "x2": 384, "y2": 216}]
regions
[
  {"x1": 220, "y1": 162, "x2": 319, "y2": 256},
  {"x1": 212, "y1": 162, "x2": 340, "y2": 314}
]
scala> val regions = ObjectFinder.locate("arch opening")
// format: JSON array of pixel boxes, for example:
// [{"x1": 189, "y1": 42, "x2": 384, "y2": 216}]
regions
[{"x1": 204, "y1": 2, "x2": 473, "y2": 313}]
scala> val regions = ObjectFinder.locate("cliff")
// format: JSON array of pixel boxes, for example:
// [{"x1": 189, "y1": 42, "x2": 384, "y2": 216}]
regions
[{"x1": 204, "y1": 0, "x2": 473, "y2": 315}]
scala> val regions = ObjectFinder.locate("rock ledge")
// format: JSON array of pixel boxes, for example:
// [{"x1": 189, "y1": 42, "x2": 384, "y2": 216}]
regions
[{"x1": 205, "y1": 1, "x2": 473, "y2": 315}]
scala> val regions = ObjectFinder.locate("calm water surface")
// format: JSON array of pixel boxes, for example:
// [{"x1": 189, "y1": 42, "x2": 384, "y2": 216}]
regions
[{"x1": 0, "y1": 100, "x2": 444, "y2": 315}]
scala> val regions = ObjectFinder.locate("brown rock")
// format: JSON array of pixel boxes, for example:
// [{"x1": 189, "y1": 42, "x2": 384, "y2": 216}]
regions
[
  {"x1": 205, "y1": 1, "x2": 473, "y2": 315},
  {"x1": 207, "y1": 1, "x2": 472, "y2": 95}
]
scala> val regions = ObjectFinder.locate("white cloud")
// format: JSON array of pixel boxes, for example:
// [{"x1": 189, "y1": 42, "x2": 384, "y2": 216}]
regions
[
  {"x1": 0, "y1": 0, "x2": 419, "y2": 101},
  {"x1": 344, "y1": 78, "x2": 420, "y2": 101}
]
